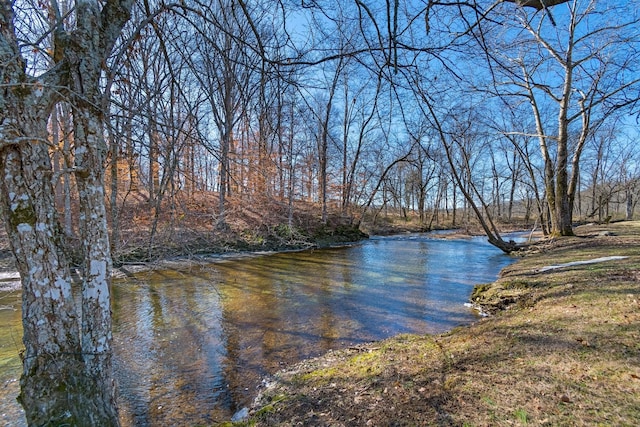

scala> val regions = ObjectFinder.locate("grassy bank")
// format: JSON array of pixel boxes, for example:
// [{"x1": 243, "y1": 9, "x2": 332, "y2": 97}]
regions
[{"x1": 242, "y1": 221, "x2": 640, "y2": 426}]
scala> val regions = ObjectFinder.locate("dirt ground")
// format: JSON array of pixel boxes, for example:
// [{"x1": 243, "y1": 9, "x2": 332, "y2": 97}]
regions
[{"x1": 244, "y1": 221, "x2": 640, "y2": 426}]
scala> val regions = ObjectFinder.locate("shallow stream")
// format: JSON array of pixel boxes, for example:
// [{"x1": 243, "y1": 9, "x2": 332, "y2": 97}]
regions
[{"x1": 0, "y1": 233, "x2": 516, "y2": 426}]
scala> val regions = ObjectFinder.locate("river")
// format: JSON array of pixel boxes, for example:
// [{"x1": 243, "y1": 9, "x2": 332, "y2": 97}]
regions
[{"x1": 0, "y1": 233, "x2": 516, "y2": 426}]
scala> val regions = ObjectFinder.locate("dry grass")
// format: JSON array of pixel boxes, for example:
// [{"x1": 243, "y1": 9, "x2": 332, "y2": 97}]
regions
[{"x1": 245, "y1": 221, "x2": 640, "y2": 426}]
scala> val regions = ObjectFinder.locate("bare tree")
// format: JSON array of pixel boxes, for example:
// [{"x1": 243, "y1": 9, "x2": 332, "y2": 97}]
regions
[
  {"x1": 480, "y1": 0, "x2": 640, "y2": 235},
  {"x1": 180, "y1": 0, "x2": 258, "y2": 226},
  {"x1": 0, "y1": 0, "x2": 132, "y2": 423}
]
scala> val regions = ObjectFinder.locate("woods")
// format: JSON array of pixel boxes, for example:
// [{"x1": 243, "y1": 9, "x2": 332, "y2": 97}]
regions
[{"x1": 1, "y1": 0, "x2": 639, "y2": 423}]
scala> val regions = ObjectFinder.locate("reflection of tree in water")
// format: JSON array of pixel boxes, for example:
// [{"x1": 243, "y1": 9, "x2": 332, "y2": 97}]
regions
[
  {"x1": 113, "y1": 275, "x2": 228, "y2": 426},
  {"x1": 106, "y1": 236, "x2": 513, "y2": 425},
  {"x1": 218, "y1": 259, "x2": 315, "y2": 410},
  {"x1": 112, "y1": 283, "x2": 156, "y2": 426}
]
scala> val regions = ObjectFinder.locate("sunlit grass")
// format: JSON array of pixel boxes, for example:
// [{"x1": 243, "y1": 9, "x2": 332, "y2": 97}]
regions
[{"x1": 252, "y1": 221, "x2": 640, "y2": 426}]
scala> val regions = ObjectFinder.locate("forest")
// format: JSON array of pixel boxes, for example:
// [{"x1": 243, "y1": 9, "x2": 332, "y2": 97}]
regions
[
  {"x1": 1, "y1": 0, "x2": 639, "y2": 425},
  {"x1": 7, "y1": 0, "x2": 640, "y2": 258}
]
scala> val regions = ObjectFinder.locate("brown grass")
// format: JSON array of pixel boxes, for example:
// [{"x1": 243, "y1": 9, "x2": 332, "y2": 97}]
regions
[{"x1": 246, "y1": 221, "x2": 640, "y2": 426}]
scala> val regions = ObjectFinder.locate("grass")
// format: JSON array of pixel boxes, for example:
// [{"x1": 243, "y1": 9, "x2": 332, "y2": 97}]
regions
[{"x1": 243, "y1": 221, "x2": 640, "y2": 426}]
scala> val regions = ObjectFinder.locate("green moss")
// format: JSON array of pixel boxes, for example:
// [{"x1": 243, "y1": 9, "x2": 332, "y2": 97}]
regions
[
  {"x1": 297, "y1": 366, "x2": 338, "y2": 383},
  {"x1": 347, "y1": 351, "x2": 383, "y2": 376},
  {"x1": 470, "y1": 283, "x2": 492, "y2": 300},
  {"x1": 514, "y1": 408, "x2": 528, "y2": 424},
  {"x1": 9, "y1": 203, "x2": 36, "y2": 230},
  {"x1": 254, "y1": 394, "x2": 287, "y2": 417},
  {"x1": 500, "y1": 280, "x2": 532, "y2": 290},
  {"x1": 297, "y1": 350, "x2": 385, "y2": 385}
]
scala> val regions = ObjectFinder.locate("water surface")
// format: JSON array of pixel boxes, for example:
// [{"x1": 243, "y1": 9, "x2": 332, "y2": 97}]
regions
[{"x1": 0, "y1": 233, "x2": 515, "y2": 426}]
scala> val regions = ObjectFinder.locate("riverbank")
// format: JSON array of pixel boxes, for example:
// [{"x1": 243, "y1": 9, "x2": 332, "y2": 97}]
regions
[
  {"x1": 245, "y1": 221, "x2": 640, "y2": 426},
  {"x1": 0, "y1": 220, "x2": 368, "y2": 283},
  {"x1": 1, "y1": 223, "x2": 512, "y2": 427}
]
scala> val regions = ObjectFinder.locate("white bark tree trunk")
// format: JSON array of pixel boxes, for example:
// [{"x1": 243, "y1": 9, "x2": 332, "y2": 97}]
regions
[
  {"x1": 0, "y1": 120, "x2": 91, "y2": 425},
  {"x1": 1, "y1": 0, "x2": 132, "y2": 424},
  {"x1": 74, "y1": 109, "x2": 120, "y2": 424}
]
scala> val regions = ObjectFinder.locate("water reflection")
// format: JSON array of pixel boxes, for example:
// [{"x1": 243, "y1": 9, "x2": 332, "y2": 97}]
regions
[
  {"x1": 112, "y1": 273, "x2": 228, "y2": 425},
  {"x1": 0, "y1": 234, "x2": 515, "y2": 426}
]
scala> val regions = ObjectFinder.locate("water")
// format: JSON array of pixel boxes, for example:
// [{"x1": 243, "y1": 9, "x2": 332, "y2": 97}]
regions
[{"x1": 0, "y1": 233, "x2": 515, "y2": 426}]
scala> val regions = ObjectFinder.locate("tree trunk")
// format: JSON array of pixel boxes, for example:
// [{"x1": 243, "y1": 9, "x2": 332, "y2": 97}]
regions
[
  {"x1": 552, "y1": 58, "x2": 575, "y2": 236},
  {"x1": 341, "y1": 84, "x2": 350, "y2": 214},
  {"x1": 0, "y1": 122, "x2": 93, "y2": 426},
  {"x1": 148, "y1": 123, "x2": 160, "y2": 203},
  {"x1": 1, "y1": 0, "x2": 131, "y2": 423},
  {"x1": 109, "y1": 123, "x2": 120, "y2": 255},
  {"x1": 218, "y1": 121, "x2": 231, "y2": 227},
  {"x1": 60, "y1": 104, "x2": 74, "y2": 236},
  {"x1": 73, "y1": 107, "x2": 120, "y2": 425},
  {"x1": 66, "y1": 1, "x2": 121, "y2": 422}
]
